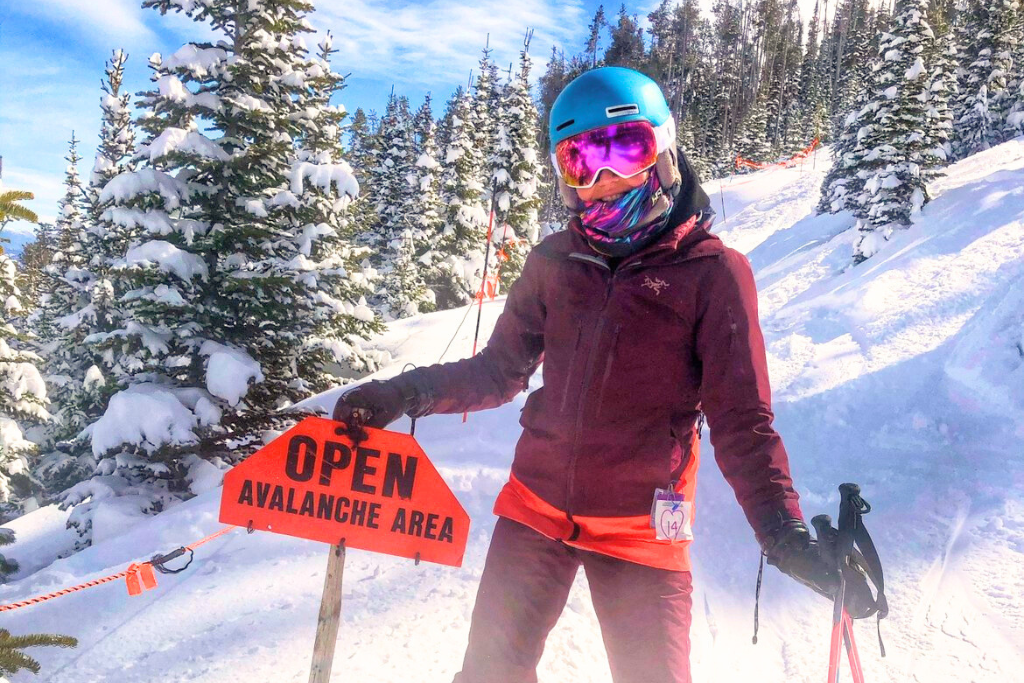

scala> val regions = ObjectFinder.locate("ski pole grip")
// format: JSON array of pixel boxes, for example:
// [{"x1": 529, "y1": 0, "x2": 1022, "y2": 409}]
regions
[
  {"x1": 811, "y1": 514, "x2": 833, "y2": 540},
  {"x1": 839, "y1": 482, "x2": 861, "y2": 499}
]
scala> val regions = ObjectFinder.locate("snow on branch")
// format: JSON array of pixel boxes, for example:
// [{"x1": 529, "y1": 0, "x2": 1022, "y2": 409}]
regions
[
  {"x1": 289, "y1": 161, "x2": 359, "y2": 198},
  {"x1": 89, "y1": 384, "x2": 200, "y2": 456},
  {"x1": 100, "y1": 168, "x2": 192, "y2": 209},
  {"x1": 199, "y1": 341, "x2": 264, "y2": 406},
  {"x1": 140, "y1": 127, "x2": 229, "y2": 163},
  {"x1": 120, "y1": 240, "x2": 210, "y2": 282}
]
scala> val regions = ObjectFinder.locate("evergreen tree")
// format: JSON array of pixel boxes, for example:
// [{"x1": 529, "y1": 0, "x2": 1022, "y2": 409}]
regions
[
  {"x1": 471, "y1": 41, "x2": 501, "y2": 194},
  {"x1": 36, "y1": 134, "x2": 92, "y2": 450},
  {"x1": 605, "y1": 5, "x2": 646, "y2": 69},
  {"x1": 1004, "y1": 4, "x2": 1024, "y2": 135},
  {"x1": 41, "y1": 51, "x2": 138, "y2": 500},
  {"x1": 925, "y1": 29, "x2": 957, "y2": 171},
  {"x1": 586, "y1": 5, "x2": 608, "y2": 68},
  {"x1": 62, "y1": 0, "x2": 382, "y2": 547},
  {"x1": 1, "y1": 528, "x2": 17, "y2": 580},
  {"x1": 0, "y1": 628, "x2": 77, "y2": 677},
  {"x1": 411, "y1": 94, "x2": 444, "y2": 274},
  {"x1": 430, "y1": 87, "x2": 488, "y2": 309},
  {"x1": 851, "y1": 0, "x2": 942, "y2": 262},
  {"x1": 955, "y1": 0, "x2": 1021, "y2": 157},
  {"x1": 491, "y1": 34, "x2": 545, "y2": 290},
  {"x1": 1, "y1": 252, "x2": 48, "y2": 523},
  {"x1": 736, "y1": 89, "x2": 772, "y2": 166},
  {"x1": 371, "y1": 94, "x2": 433, "y2": 319},
  {"x1": 15, "y1": 223, "x2": 56, "y2": 310},
  {"x1": 344, "y1": 107, "x2": 381, "y2": 250},
  {"x1": 288, "y1": 33, "x2": 385, "y2": 385}
]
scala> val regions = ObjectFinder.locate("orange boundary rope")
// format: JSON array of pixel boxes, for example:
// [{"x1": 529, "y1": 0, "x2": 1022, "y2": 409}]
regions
[
  {"x1": 0, "y1": 525, "x2": 239, "y2": 613},
  {"x1": 735, "y1": 138, "x2": 821, "y2": 172}
]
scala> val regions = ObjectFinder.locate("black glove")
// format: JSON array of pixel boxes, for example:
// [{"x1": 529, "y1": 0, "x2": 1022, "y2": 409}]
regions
[
  {"x1": 332, "y1": 380, "x2": 407, "y2": 430},
  {"x1": 331, "y1": 371, "x2": 433, "y2": 432},
  {"x1": 763, "y1": 518, "x2": 840, "y2": 600},
  {"x1": 763, "y1": 517, "x2": 877, "y2": 619}
]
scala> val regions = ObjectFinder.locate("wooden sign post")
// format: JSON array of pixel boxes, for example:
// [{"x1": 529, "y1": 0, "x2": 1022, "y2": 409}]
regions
[{"x1": 219, "y1": 417, "x2": 470, "y2": 682}]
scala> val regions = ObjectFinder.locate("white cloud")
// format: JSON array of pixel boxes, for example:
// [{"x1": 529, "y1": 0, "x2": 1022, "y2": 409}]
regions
[
  {"x1": 10, "y1": 0, "x2": 154, "y2": 46},
  {"x1": 312, "y1": 0, "x2": 587, "y2": 88}
]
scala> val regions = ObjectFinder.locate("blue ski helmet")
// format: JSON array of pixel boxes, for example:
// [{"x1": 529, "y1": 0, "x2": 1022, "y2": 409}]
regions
[
  {"x1": 549, "y1": 66, "x2": 673, "y2": 147},
  {"x1": 549, "y1": 67, "x2": 681, "y2": 211}
]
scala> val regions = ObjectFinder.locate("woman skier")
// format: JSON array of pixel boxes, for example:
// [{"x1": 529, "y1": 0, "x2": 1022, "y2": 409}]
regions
[{"x1": 333, "y1": 67, "x2": 867, "y2": 682}]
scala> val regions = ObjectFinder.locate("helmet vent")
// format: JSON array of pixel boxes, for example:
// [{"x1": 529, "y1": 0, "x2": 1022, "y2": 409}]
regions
[
  {"x1": 606, "y1": 104, "x2": 640, "y2": 118},
  {"x1": 555, "y1": 119, "x2": 576, "y2": 132}
]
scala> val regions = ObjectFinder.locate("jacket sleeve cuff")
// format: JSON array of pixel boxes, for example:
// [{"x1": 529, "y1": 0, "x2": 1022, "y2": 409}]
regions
[
  {"x1": 753, "y1": 501, "x2": 805, "y2": 551},
  {"x1": 388, "y1": 368, "x2": 435, "y2": 419}
]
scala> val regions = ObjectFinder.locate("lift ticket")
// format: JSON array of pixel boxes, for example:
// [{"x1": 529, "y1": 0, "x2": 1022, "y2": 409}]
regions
[{"x1": 650, "y1": 488, "x2": 693, "y2": 542}]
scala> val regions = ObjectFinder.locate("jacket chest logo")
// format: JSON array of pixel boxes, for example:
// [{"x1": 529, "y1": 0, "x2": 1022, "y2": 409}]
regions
[{"x1": 642, "y1": 276, "x2": 669, "y2": 296}]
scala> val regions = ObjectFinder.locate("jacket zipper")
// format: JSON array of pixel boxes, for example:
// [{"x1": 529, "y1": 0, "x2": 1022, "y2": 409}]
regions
[
  {"x1": 559, "y1": 324, "x2": 584, "y2": 414},
  {"x1": 594, "y1": 324, "x2": 621, "y2": 419},
  {"x1": 560, "y1": 253, "x2": 713, "y2": 540},
  {"x1": 564, "y1": 255, "x2": 621, "y2": 540}
]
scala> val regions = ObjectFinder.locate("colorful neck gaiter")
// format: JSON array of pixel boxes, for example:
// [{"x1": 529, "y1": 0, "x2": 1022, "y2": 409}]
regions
[{"x1": 579, "y1": 172, "x2": 674, "y2": 257}]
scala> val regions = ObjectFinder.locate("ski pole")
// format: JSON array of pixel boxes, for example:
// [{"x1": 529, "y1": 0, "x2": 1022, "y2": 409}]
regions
[{"x1": 464, "y1": 179, "x2": 499, "y2": 423}]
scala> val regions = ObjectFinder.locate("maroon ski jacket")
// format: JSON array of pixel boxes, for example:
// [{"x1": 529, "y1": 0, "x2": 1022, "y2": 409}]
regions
[{"x1": 410, "y1": 199, "x2": 802, "y2": 570}]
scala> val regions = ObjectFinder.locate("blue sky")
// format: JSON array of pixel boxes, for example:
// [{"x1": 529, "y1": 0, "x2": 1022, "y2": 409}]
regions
[{"x1": 0, "y1": 0, "x2": 824, "y2": 236}]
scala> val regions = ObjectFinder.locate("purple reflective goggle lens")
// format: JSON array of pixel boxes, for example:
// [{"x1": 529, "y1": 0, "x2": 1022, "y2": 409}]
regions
[{"x1": 555, "y1": 121, "x2": 660, "y2": 189}]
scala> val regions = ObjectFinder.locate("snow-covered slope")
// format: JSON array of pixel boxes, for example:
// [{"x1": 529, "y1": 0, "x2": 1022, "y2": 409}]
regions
[{"x1": 4, "y1": 139, "x2": 1024, "y2": 682}]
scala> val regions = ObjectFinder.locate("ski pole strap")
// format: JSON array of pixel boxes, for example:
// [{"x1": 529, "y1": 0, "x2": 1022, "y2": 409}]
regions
[
  {"x1": 752, "y1": 551, "x2": 765, "y2": 644},
  {"x1": 837, "y1": 483, "x2": 888, "y2": 657}
]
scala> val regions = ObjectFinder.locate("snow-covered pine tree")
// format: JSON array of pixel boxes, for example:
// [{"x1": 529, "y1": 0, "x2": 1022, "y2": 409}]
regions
[
  {"x1": 924, "y1": 28, "x2": 956, "y2": 174},
  {"x1": 343, "y1": 107, "x2": 381, "y2": 251},
  {"x1": 490, "y1": 35, "x2": 544, "y2": 291},
  {"x1": 800, "y1": 0, "x2": 832, "y2": 143},
  {"x1": 36, "y1": 134, "x2": 94, "y2": 448},
  {"x1": 1005, "y1": 3, "x2": 1024, "y2": 135},
  {"x1": 286, "y1": 33, "x2": 385, "y2": 387},
  {"x1": 955, "y1": 0, "x2": 1021, "y2": 158},
  {"x1": 60, "y1": 43, "x2": 217, "y2": 545},
  {"x1": 36, "y1": 50, "x2": 138, "y2": 501},
  {"x1": 472, "y1": 41, "x2": 501, "y2": 198},
  {"x1": 851, "y1": 0, "x2": 942, "y2": 263},
  {"x1": 735, "y1": 90, "x2": 772, "y2": 169},
  {"x1": 830, "y1": 0, "x2": 875, "y2": 137},
  {"x1": 62, "y1": 0, "x2": 383, "y2": 547},
  {"x1": 371, "y1": 93, "x2": 433, "y2": 319},
  {"x1": 409, "y1": 94, "x2": 443, "y2": 271},
  {"x1": 15, "y1": 223, "x2": 56, "y2": 311},
  {"x1": 0, "y1": 252, "x2": 48, "y2": 523},
  {"x1": 430, "y1": 87, "x2": 488, "y2": 310},
  {"x1": 1, "y1": 527, "x2": 17, "y2": 579}
]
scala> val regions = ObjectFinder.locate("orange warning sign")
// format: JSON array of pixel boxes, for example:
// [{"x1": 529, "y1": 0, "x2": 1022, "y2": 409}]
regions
[{"x1": 219, "y1": 417, "x2": 470, "y2": 567}]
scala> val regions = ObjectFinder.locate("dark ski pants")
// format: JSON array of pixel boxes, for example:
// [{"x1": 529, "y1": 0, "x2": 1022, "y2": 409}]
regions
[{"x1": 453, "y1": 517, "x2": 693, "y2": 683}]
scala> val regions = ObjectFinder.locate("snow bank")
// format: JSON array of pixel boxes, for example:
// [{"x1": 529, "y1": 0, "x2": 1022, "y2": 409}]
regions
[{"x1": 6, "y1": 139, "x2": 1024, "y2": 683}]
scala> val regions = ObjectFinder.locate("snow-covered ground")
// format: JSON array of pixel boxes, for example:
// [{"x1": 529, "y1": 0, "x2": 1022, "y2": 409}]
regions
[{"x1": 4, "y1": 139, "x2": 1024, "y2": 682}]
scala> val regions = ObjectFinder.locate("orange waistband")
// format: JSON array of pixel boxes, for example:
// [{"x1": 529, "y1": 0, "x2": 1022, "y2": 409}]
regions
[{"x1": 493, "y1": 474, "x2": 694, "y2": 572}]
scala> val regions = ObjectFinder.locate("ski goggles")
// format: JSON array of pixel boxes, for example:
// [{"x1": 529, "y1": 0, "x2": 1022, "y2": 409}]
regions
[{"x1": 553, "y1": 119, "x2": 670, "y2": 189}]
